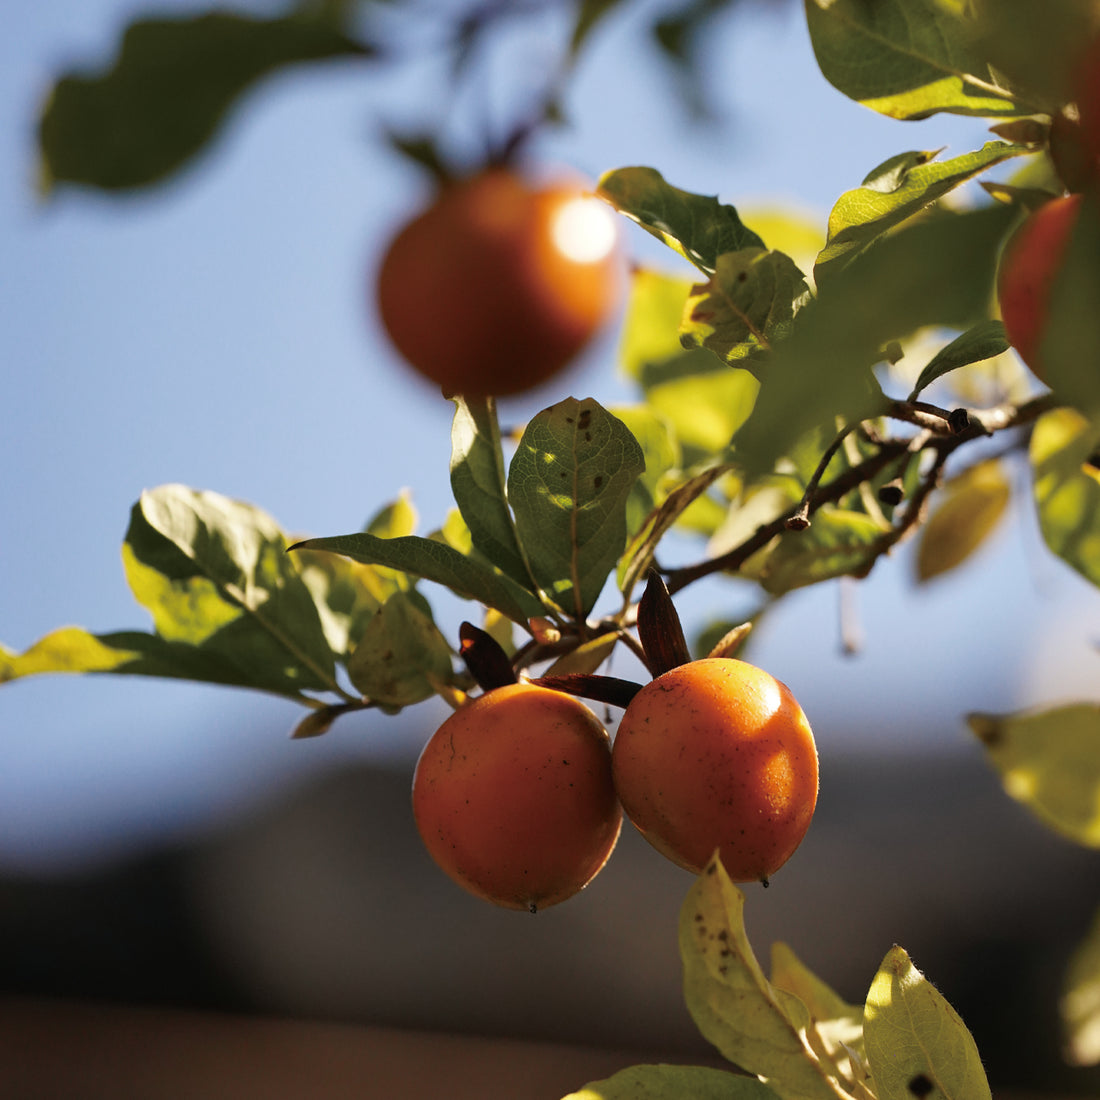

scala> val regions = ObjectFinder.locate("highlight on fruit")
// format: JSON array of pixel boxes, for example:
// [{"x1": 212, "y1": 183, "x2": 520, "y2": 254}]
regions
[
  {"x1": 610, "y1": 657, "x2": 819, "y2": 885},
  {"x1": 375, "y1": 167, "x2": 623, "y2": 398}
]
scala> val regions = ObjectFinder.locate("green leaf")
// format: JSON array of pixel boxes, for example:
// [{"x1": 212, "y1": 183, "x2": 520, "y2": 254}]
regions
[
  {"x1": 507, "y1": 398, "x2": 645, "y2": 620},
  {"x1": 619, "y1": 268, "x2": 699, "y2": 382},
  {"x1": 734, "y1": 201, "x2": 1015, "y2": 480},
  {"x1": 294, "y1": 547, "x2": 384, "y2": 660},
  {"x1": 38, "y1": 11, "x2": 371, "y2": 192},
  {"x1": 761, "y1": 507, "x2": 887, "y2": 596},
  {"x1": 124, "y1": 485, "x2": 337, "y2": 694},
  {"x1": 1062, "y1": 904, "x2": 1100, "y2": 1067},
  {"x1": 0, "y1": 626, "x2": 314, "y2": 701},
  {"x1": 908, "y1": 320, "x2": 1010, "y2": 397},
  {"x1": 608, "y1": 404, "x2": 681, "y2": 537},
  {"x1": 864, "y1": 946, "x2": 991, "y2": 1100},
  {"x1": 598, "y1": 167, "x2": 765, "y2": 275},
  {"x1": 804, "y1": 0, "x2": 1026, "y2": 121},
  {"x1": 968, "y1": 704, "x2": 1100, "y2": 848},
  {"x1": 682, "y1": 250, "x2": 812, "y2": 364},
  {"x1": 1030, "y1": 408, "x2": 1100, "y2": 590},
  {"x1": 647, "y1": 367, "x2": 760, "y2": 463},
  {"x1": 915, "y1": 458, "x2": 1011, "y2": 583},
  {"x1": 815, "y1": 142, "x2": 1030, "y2": 285},
  {"x1": 449, "y1": 395, "x2": 533, "y2": 590},
  {"x1": 289, "y1": 531, "x2": 544, "y2": 626},
  {"x1": 562, "y1": 1063, "x2": 778, "y2": 1100},
  {"x1": 680, "y1": 858, "x2": 856, "y2": 1099},
  {"x1": 346, "y1": 591, "x2": 453, "y2": 708}
]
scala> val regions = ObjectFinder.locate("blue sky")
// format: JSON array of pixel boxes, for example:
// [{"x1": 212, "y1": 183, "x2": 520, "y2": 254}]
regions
[{"x1": 3, "y1": 0, "x2": 1100, "y2": 870}]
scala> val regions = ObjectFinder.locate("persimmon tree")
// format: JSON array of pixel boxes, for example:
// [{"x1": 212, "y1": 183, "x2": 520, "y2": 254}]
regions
[{"x1": 7, "y1": 0, "x2": 1100, "y2": 1096}]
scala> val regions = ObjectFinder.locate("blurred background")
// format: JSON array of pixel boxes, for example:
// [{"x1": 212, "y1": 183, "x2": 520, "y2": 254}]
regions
[{"x1": 3, "y1": 0, "x2": 1100, "y2": 1095}]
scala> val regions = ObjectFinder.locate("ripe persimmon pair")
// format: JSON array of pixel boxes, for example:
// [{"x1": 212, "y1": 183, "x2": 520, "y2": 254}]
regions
[{"x1": 411, "y1": 657, "x2": 819, "y2": 912}]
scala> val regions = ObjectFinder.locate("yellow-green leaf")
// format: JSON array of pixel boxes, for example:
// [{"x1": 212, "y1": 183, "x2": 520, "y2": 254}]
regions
[
  {"x1": 916, "y1": 458, "x2": 1011, "y2": 582},
  {"x1": 562, "y1": 1063, "x2": 778, "y2": 1100},
  {"x1": 1063, "y1": 904, "x2": 1100, "y2": 1066},
  {"x1": 1030, "y1": 407, "x2": 1100, "y2": 590},
  {"x1": 680, "y1": 858, "x2": 853, "y2": 1099},
  {"x1": 864, "y1": 946, "x2": 990, "y2": 1100},
  {"x1": 346, "y1": 591, "x2": 453, "y2": 708},
  {"x1": 770, "y1": 943, "x2": 867, "y2": 1091},
  {"x1": 968, "y1": 704, "x2": 1100, "y2": 847}
]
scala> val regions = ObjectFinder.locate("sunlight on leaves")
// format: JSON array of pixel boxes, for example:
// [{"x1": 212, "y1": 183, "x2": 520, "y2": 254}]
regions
[
  {"x1": 562, "y1": 1063, "x2": 778, "y2": 1100},
  {"x1": 968, "y1": 703, "x2": 1100, "y2": 848},
  {"x1": 864, "y1": 946, "x2": 991, "y2": 1100},
  {"x1": 346, "y1": 590, "x2": 453, "y2": 708},
  {"x1": 815, "y1": 142, "x2": 1030, "y2": 285},
  {"x1": 680, "y1": 857, "x2": 859, "y2": 1099},
  {"x1": 598, "y1": 167, "x2": 765, "y2": 275},
  {"x1": 450, "y1": 396, "x2": 532, "y2": 592},
  {"x1": 1030, "y1": 407, "x2": 1100, "y2": 590},
  {"x1": 291, "y1": 528, "x2": 544, "y2": 626},
  {"x1": 682, "y1": 249, "x2": 811, "y2": 364},
  {"x1": 507, "y1": 398, "x2": 644, "y2": 620},
  {"x1": 915, "y1": 458, "x2": 1011, "y2": 583},
  {"x1": 805, "y1": 0, "x2": 1025, "y2": 120}
]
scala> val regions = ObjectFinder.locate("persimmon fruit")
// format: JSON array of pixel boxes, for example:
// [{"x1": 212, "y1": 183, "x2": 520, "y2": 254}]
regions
[
  {"x1": 997, "y1": 193, "x2": 1082, "y2": 378},
  {"x1": 375, "y1": 168, "x2": 623, "y2": 397},
  {"x1": 611, "y1": 658, "x2": 818, "y2": 883},
  {"x1": 411, "y1": 682, "x2": 622, "y2": 912}
]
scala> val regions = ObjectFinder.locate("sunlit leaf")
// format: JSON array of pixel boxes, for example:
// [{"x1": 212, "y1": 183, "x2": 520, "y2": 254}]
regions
[
  {"x1": 294, "y1": 546, "x2": 384, "y2": 659},
  {"x1": 449, "y1": 395, "x2": 533, "y2": 589},
  {"x1": 908, "y1": 320, "x2": 1010, "y2": 397},
  {"x1": 123, "y1": 485, "x2": 337, "y2": 694},
  {"x1": 507, "y1": 398, "x2": 645, "y2": 620},
  {"x1": 647, "y1": 368, "x2": 759, "y2": 463},
  {"x1": 770, "y1": 943, "x2": 868, "y2": 1094},
  {"x1": 682, "y1": 249, "x2": 812, "y2": 364},
  {"x1": 38, "y1": 11, "x2": 371, "y2": 191},
  {"x1": 0, "y1": 625, "x2": 315, "y2": 701},
  {"x1": 733, "y1": 201, "x2": 1015, "y2": 480},
  {"x1": 864, "y1": 946, "x2": 991, "y2": 1100},
  {"x1": 290, "y1": 531, "x2": 544, "y2": 625},
  {"x1": 915, "y1": 458, "x2": 1011, "y2": 582},
  {"x1": 598, "y1": 166, "x2": 765, "y2": 275},
  {"x1": 608, "y1": 404, "x2": 681, "y2": 536},
  {"x1": 761, "y1": 507, "x2": 886, "y2": 596},
  {"x1": 804, "y1": 0, "x2": 1026, "y2": 120},
  {"x1": 562, "y1": 1063, "x2": 778, "y2": 1100},
  {"x1": 1030, "y1": 407, "x2": 1100, "y2": 589},
  {"x1": 620, "y1": 267, "x2": 701, "y2": 382},
  {"x1": 968, "y1": 704, "x2": 1100, "y2": 847},
  {"x1": 1063, "y1": 905, "x2": 1100, "y2": 1066},
  {"x1": 346, "y1": 590, "x2": 453, "y2": 707},
  {"x1": 815, "y1": 142, "x2": 1029, "y2": 284},
  {"x1": 680, "y1": 857, "x2": 855, "y2": 1099}
]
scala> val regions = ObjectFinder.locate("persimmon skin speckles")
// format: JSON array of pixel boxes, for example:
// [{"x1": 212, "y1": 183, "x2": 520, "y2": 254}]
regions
[
  {"x1": 997, "y1": 194, "x2": 1082, "y2": 379},
  {"x1": 411, "y1": 682, "x2": 622, "y2": 912},
  {"x1": 375, "y1": 168, "x2": 623, "y2": 398},
  {"x1": 611, "y1": 658, "x2": 818, "y2": 883}
]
